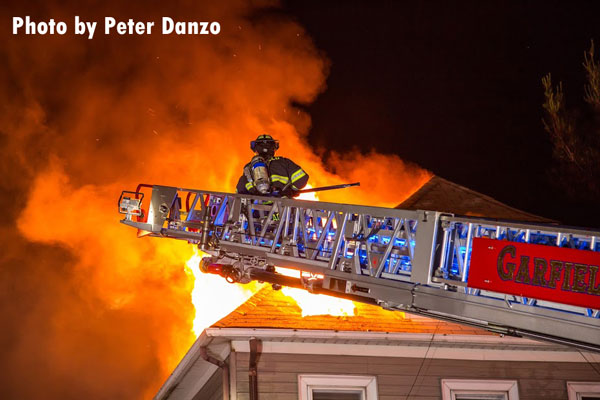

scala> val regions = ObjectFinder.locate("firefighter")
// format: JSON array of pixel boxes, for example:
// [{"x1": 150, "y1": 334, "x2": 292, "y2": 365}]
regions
[{"x1": 236, "y1": 134, "x2": 309, "y2": 197}]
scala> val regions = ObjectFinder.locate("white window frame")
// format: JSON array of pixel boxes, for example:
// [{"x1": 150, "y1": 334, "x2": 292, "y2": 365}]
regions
[
  {"x1": 441, "y1": 379, "x2": 519, "y2": 400},
  {"x1": 298, "y1": 374, "x2": 378, "y2": 400},
  {"x1": 567, "y1": 381, "x2": 600, "y2": 399}
]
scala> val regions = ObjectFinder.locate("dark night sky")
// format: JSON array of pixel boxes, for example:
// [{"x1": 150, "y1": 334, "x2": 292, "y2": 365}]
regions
[{"x1": 282, "y1": 0, "x2": 600, "y2": 227}]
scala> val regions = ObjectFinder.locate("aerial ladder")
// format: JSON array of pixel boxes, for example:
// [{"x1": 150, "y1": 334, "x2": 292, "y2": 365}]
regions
[{"x1": 119, "y1": 184, "x2": 600, "y2": 352}]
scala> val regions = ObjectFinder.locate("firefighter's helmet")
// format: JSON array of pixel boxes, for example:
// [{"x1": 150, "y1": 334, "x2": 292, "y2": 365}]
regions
[{"x1": 250, "y1": 134, "x2": 279, "y2": 157}]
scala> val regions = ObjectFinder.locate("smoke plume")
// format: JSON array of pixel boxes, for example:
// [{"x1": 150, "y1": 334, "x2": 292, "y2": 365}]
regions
[{"x1": 0, "y1": 1, "x2": 430, "y2": 398}]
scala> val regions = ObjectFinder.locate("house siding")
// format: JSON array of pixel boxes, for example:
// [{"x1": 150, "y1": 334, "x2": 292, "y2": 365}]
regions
[
  {"x1": 233, "y1": 352, "x2": 600, "y2": 400},
  {"x1": 193, "y1": 368, "x2": 222, "y2": 400}
]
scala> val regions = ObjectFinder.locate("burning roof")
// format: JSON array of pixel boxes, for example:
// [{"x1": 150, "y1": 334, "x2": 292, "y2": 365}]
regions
[{"x1": 212, "y1": 285, "x2": 495, "y2": 336}]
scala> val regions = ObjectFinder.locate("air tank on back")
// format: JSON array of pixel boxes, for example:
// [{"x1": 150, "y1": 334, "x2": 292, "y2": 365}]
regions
[{"x1": 250, "y1": 155, "x2": 271, "y2": 194}]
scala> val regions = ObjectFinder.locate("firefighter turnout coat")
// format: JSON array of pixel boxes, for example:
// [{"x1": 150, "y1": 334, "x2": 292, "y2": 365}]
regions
[{"x1": 236, "y1": 156, "x2": 309, "y2": 195}]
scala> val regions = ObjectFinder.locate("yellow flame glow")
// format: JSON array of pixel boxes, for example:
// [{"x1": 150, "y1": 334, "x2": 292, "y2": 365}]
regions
[
  {"x1": 182, "y1": 183, "x2": 369, "y2": 333},
  {"x1": 296, "y1": 184, "x2": 319, "y2": 201},
  {"x1": 184, "y1": 249, "x2": 262, "y2": 336},
  {"x1": 281, "y1": 287, "x2": 356, "y2": 317},
  {"x1": 184, "y1": 253, "x2": 358, "y2": 336}
]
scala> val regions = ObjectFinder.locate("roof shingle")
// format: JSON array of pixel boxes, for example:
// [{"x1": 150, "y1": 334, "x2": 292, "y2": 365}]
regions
[
  {"x1": 397, "y1": 176, "x2": 554, "y2": 223},
  {"x1": 212, "y1": 285, "x2": 494, "y2": 336}
]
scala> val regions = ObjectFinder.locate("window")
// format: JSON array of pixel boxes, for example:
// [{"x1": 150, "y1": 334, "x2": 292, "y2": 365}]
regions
[
  {"x1": 311, "y1": 390, "x2": 362, "y2": 400},
  {"x1": 441, "y1": 379, "x2": 519, "y2": 400},
  {"x1": 298, "y1": 375, "x2": 378, "y2": 400},
  {"x1": 567, "y1": 382, "x2": 600, "y2": 400}
]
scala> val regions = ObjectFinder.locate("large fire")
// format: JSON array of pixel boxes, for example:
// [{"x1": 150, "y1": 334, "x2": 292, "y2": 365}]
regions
[
  {"x1": 185, "y1": 249, "x2": 263, "y2": 337},
  {"x1": 181, "y1": 184, "x2": 387, "y2": 335},
  {"x1": 1, "y1": 1, "x2": 431, "y2": 399},
  {"x1": 184, "y1": 237, "x2": 356, "y2": 337}
]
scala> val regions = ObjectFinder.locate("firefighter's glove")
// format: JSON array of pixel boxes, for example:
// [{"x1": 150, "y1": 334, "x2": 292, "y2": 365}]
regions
[{"x1": 281, "y1": 188, "x2": 299, "y2": 198}]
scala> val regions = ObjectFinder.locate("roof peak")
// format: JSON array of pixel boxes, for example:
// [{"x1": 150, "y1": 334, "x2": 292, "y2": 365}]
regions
[{"x1": 398, "y1": 175, "x2": 554, "y2": 223}]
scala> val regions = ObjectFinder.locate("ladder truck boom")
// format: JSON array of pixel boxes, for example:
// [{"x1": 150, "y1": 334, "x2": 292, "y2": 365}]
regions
[{"x1": 118, "y1": 184, "x2": 600, "y2": 351}]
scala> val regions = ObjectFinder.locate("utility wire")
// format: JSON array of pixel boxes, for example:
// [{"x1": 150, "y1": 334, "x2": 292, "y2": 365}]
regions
[{"x1": 405, "y1": 321, "x2": 440, "y2": 399}]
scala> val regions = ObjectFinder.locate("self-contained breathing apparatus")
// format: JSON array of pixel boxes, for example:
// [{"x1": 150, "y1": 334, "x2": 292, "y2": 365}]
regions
[{"x1": 246, "y1": 155, "x2": 271, "y2": 194}]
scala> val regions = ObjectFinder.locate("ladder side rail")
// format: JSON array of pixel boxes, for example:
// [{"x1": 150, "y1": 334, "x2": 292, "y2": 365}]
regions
[
  {"x1": 217, "y1": 236, "x2": 600, "y2": 350},
  {"x1": 174, "y1": 186, "x2": 423, "y2": 220},
  {"x1": 119, "y1": 185, "x2": 600, "y2": 350},
  {"x1": 151, "y1": 188, "x2": 423, "y2": 282},
  {"x1": 445, "y1": 215, "x2": 600, "y2": 242},
  {"x1": 123, "y1": 187, "x2": 598, "y2": 303},
  {"x1": 433, "y1": 216, "x2": 600, "y2": 319},
  {"x1": 137, "y1": 186, "x2": 599, "y2": 246}
]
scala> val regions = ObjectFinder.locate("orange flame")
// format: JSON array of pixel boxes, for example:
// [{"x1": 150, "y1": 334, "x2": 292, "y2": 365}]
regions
[
  {"x1": 281, "y1": 287, "x2": 356, "y2": 317},
  {"x1": 185, "y1": 249, "x2": 262, "y2": 336},
  {"x1": 274, "y1": 267, "x2": 355, "y2": 317},
  {"x1": 2, "y1": 1, "x2": 431, "y2": 398}
]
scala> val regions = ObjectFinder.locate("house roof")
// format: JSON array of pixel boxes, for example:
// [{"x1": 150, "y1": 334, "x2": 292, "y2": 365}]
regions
[
  {"x1": 397, "y1": 176, "x2": 555, "y2": 223},
  {"x1": 156, "y1": 285, "x2": 585, "y2": 400},
  {"x1": 212, "y1": 285, "x2": 494, "y2": 336}
]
